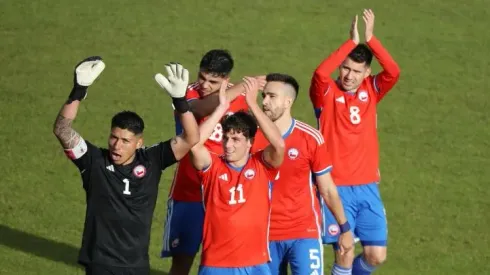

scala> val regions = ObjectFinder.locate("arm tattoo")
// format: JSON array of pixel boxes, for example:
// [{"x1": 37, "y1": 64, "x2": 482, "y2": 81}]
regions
[
  {"x1": 170, "y1": 136, "x2": 179, "y2": 145},
  {"x1": 53, "y1": 114, "x2": 81, "y2": 149}
]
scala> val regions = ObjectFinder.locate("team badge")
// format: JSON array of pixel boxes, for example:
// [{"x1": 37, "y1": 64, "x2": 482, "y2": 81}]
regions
[
  {"x1": 328, "y1": 224, "x2": 340, "y2": 236},
  {"x1": 288, "y1": 148, "x2": 299, "y2": 160},
  {"x1": 358, "y1": 91, "x2": 369, "y2": 102},
  {"x1": 133, "y1": 165, "x2": 146, "y2": 178},
  {"x1": 244, "y1": 169, "x2": 255, "y2": 179}
]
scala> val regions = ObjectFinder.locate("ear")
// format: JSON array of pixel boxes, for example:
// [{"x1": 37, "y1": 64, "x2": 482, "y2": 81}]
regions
[
  {"x1": 364, "y1": 66, "x2": 372, "y2": 79},
  {"x1": 136, "y1": 137, "x2": 144, "y2": 149}
]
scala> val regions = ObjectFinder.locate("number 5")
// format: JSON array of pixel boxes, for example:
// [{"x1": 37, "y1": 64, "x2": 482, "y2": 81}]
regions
[{"x1": 309, "y1": 249, "x2": 321, "y2": 270}]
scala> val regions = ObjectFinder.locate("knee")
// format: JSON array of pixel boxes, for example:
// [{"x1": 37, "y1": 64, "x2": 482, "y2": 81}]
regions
[
  {"x1": 363, "y1": 249, "x2": 387, "y2": 266},
  {"x1": 336, "y1": 248, "x2": 355, "y2": 267}
]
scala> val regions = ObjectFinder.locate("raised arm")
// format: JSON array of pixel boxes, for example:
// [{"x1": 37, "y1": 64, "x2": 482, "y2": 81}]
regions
[
  {"x1": 189, "y1": 76, "x2": 266, "y2": 119},
  {"x1": 189, "y1": 81, "x2": 230, "y2": 170},
  {"x1": 155, "y1": 63, "x2": 199, "y2": 161},
  {"x1": 363, "y1": 9, "x2": 400, "y2": 101},
  {"x1": 310, "y1": 16, "x2": 359, "y2": 113},
  {"x1": 244, "y1": 77, "x2": 284, "y2": 168},
  {"x1": 53, "y1": 56, "x2": 105, "y2": 150}
]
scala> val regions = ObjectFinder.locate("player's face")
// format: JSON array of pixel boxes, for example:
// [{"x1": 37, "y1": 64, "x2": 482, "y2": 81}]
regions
[
  {"x1": 108, "y1": 127, "x2": 143, "y2": 165},
  {"x1": 339, "y1": 57, "x2": 371, "y2": 91},
  {"x1": 261, "y1": 82, "x2": 288, "y2": 122},
  {"x1": 222, "y1": 130, "x2": 252, "y2": 163},
  {"x1": 198, "y1": 72, "x2": 228, "y2": 96}
]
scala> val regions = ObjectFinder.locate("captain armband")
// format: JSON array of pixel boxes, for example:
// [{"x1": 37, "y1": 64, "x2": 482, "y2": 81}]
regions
[{"x1": 64, "y1": 137, "x2": 88, "y2": 160}]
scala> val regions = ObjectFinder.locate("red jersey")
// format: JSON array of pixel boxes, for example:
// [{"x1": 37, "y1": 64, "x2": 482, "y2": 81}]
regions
[
  {"x1": 198, "y1": 152, "x2": 278, "y2": 267},
  {"x1": 309, "y1": 37, "x2": 400, "y2": 186},
  {"x1": 252, "y1": 120, "x2": 332, "y2": 241},
  {"x1": 169, "y1": 82, "x2": 249, "y2": 201}
]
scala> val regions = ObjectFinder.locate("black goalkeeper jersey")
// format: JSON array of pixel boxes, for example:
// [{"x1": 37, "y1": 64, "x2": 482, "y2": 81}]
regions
[{"x1": 69, "y1": 139, "x2": 176, "y2": 268}]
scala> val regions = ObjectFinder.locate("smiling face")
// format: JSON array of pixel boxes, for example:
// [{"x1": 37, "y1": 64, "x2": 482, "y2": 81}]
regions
[{"x1": 108, "y1": 127, "x2": 143, "y2": 165}]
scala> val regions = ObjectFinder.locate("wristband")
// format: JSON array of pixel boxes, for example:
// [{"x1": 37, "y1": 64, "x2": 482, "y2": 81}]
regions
[
  {"x1": 67, "y1": 85, "x2": 88, "y2": 104},
  {"x1": 172, "y1": 97, "x2": 190, "y2": 113},
  {"x1": 339, "y1": 221, "x2": 351, "y2": 233}
]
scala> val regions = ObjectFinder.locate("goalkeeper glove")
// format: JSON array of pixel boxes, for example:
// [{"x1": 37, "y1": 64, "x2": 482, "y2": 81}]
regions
[
  {"x1": 154, "y1": 62, "x2": 190, "y2": 113},
  {"x1": 67, "y1": 56, "x2": 106, "y2": 104}
]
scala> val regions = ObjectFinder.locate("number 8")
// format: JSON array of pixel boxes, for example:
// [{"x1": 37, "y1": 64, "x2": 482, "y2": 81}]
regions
[{"x1": 349, "y1": 106, "x2": 361, "y2": 124}]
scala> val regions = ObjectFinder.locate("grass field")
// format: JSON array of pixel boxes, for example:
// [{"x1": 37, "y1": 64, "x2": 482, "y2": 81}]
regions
[{"x1": 1, "y1": 0, "x2": 489, "y2": 274}]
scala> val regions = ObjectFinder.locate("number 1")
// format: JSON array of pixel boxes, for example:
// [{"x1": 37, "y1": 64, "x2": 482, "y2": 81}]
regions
[{"x1": 123, "y1": 178, "x2": 131, "y2": 195}]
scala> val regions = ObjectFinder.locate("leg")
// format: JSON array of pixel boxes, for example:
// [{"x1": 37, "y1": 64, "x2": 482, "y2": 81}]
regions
[
  {"x1": 328, "y1": 186, "x2": 357, "y2": 275},
  {"x1": 352, "y1": 183, "x2": 388, "y2": 275},
  {"x1": 162, "y1": 200, "x2": 204, "y2": 275},
  {"x1": 268, "y1": 241, "x2": 289, "y2": 275},
  {"x1": 288, "y1": 238, "x2": 323, "y2": 275}
]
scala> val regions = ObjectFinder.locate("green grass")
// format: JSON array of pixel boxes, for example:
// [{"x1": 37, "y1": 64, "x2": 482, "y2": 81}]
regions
[{"x1": 1, "y1": 0, "x2": 489, "y2": 274}]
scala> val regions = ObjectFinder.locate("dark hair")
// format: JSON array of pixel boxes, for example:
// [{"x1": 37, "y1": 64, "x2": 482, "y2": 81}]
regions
[
  {"x1": 199, "y1": 49, "x2": 234, "y2": 77},
  {"x1": 348, "y1": 44, "x2": 373, "y2": 66},
  {"x1": 221, "y1": 111, "x2": 257, "y2": 140},
  {"x1": 266, "y1": 73, "x2": 300, "y2": 100},
  {"x1": 111, "y1": 111, "x2": 144, "y2": 135}
]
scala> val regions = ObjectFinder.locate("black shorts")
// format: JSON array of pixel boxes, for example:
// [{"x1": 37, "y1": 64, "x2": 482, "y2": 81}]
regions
[{"x1": 85, "y1": 264, "x2": 150, "y2": 275}]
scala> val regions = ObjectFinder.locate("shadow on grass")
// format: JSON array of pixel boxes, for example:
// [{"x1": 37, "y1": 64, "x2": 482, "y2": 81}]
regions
[{"x1": 0, "y1": 224, "x2": 168, "y2": 275}]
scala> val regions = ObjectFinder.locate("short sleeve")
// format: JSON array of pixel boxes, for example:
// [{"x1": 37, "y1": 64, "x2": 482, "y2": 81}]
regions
[
  {"x1": 144, "y1": 140, "x2": 177, "y2": 170},
  {"x1": 255, "y1": 151, "x2": 279, "y2": 181},
  {"x1": 197, "y1": 153, "x2": 218, "y2": 188},
  {"x1": 65, "y1": 138, "x2": 101, "y2": 172},
  {"x1": 311, "y1": 140, "x2": 332, "y2": 177}
]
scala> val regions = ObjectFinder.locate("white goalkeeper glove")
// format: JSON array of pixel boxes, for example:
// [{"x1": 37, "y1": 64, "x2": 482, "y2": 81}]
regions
[
  {"x1": 68, "y1": 56, "x2": 106, "y2": 103},
  {"x1": 154, "y1": 62, "x2": 190, "y2": 113}
]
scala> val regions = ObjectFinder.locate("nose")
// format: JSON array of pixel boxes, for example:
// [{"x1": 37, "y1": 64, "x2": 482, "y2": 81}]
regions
[
  {"x1": 202, "y1": 81, "x2": 211, "y2": 90},
  {"x1": 113, "y1": 139, "x2": 122, "y2": 150},
  {"x1": 224, "y1": 138, "x2": 233, "y2": 150}
]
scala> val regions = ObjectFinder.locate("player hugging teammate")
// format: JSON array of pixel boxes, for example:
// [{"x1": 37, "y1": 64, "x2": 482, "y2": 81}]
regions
[{"x1": 56, "y1": 8, "x2": 399, "y2": 275}]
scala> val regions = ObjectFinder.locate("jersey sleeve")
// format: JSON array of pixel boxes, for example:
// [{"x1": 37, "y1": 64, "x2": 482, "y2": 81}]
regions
[
  {"x1": 366, "y1": 36, "x2": 401, "y2": 103},
  {"x1": 310, "y1": 139, "x2": 333, "y2": 177},
  {"x1": 256, "y1": 151, "x2": 280, "y2": 181},
  {"x1": 144, "y1": 140, "x2": 177, "y2": 170},
  {"x1": 64, "y1": 137, "x2": 101, "y2": 172},
  {"x1": 310, "y1": 39, "x2": 357, "y2": 118},
  {"x1": 197, "y1": 153, "x2": 218, "y2": 188}
]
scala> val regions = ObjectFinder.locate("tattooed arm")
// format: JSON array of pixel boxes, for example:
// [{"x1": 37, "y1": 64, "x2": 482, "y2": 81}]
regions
[
  {"x1": 169, "y1": 111, "x2": 200, "y2": 161},
  {"x1": 53, "y1": 101, "x2": 83, "y2": 149}
]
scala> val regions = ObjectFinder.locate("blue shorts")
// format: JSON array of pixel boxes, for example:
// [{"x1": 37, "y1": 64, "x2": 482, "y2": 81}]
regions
[
  {"x1": 269, "y1": 239, "x2": 323, "y2": 275},
  {"x1": 199, "y1": 264, "x2": 271, "y2": 275},
  {"x1": 319, "y1": 183, "x2": 387, "y2": 247},
  {"x1": 161, "y1": 199, "x2": 204, "y2": 257}
]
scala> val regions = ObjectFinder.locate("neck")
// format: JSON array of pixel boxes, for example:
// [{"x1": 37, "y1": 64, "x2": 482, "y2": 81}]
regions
[
  {"x1": 274, "y1": 113, "x2": 293, "y2": 136},
  {"x1": 228, "y1": 154, "x2": 249, "y2": 168}
]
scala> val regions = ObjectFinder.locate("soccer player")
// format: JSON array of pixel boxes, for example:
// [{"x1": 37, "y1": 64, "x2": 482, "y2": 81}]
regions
[
  {"x1": 251, "y1": 73, "x2": 355, "y2": 275},
  {"x1": 309, "y1": 9, "x2": 401, "y2": 275},
  {"x1": 53, "y1": 56, "x2": 199, "y2": 275},
  {"x1": 190, "y1": 77, "x2": 285, "y2": 274},
  {"x1": 161, "y1": 49, "x2": 264, "y2": 275}
]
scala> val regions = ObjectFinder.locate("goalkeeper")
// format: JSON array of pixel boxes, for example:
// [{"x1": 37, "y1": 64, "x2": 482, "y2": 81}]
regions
[{"x1": 52, "y1": 56, "x2": 199, "y2": 275}]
